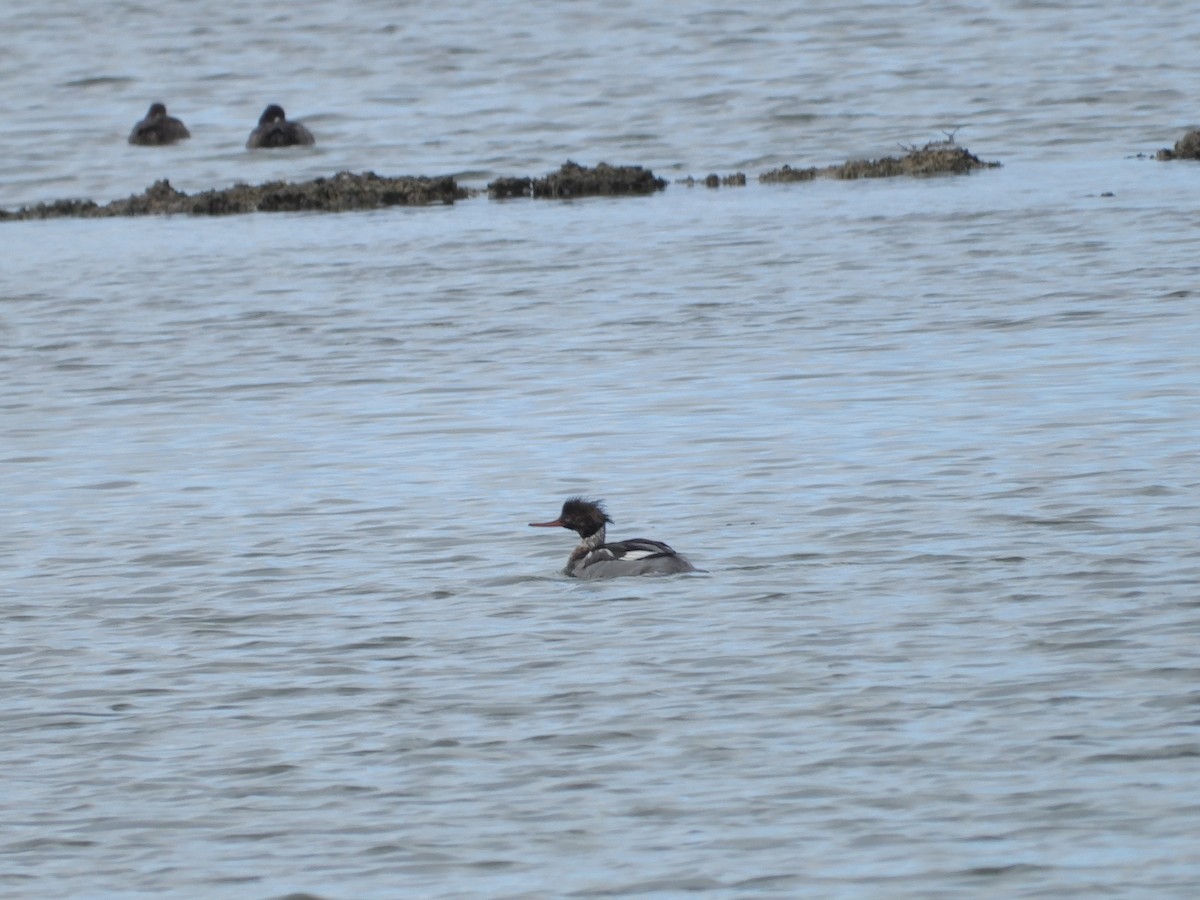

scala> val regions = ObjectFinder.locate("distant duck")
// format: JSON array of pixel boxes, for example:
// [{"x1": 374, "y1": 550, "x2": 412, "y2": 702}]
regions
[
  {"x1": 246, "y1": 104, "x2": 315, "y2": 149},
  {"x1": 529, "y1": 497, "x2": 697, "y2": 579},
  {"x1": 128, "y1": 103, "x2": 190, "y2": 146}
]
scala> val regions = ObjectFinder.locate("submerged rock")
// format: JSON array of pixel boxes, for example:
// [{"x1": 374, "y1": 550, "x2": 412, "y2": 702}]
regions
[
  {"x1": 488, "y1": 161, "x2": 667, "y2": 198},
  {"x1": 0, "y1": 171, "x2": 467, "y2": 220},
  {"x1": 760, "y1": 140, "x2": 1000, "y2": 182},
  {"x1": 757, "y1": 164, "x2": 819, "y2": 183},
  {"x1": 1156, "y1": 130, "x2": 1200, "y2": 161},
  {"x1": 487, "y1": 176, "x2": 533, "y2": 199},
  {"x1": 677, "y1": 173, "x2": 747, "y2": 187}
]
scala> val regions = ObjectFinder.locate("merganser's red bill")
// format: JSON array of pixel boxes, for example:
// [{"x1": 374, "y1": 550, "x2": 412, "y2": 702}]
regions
[{"x1": 528, "y1": 518, "x2": 564, "y2": 528}]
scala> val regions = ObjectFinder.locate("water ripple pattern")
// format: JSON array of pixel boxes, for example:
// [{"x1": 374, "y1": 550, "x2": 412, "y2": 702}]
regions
[{"x1": 2, "y1": 1, "x2": 1199, "y2": 897}]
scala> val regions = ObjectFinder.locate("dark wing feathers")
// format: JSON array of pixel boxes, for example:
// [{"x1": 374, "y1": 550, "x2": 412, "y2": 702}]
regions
[{"x1": 578, "y1": 538, "x2": 677, "y2": 570}]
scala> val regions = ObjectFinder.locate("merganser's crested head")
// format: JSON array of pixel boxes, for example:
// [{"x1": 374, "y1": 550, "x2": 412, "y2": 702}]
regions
[{"x1": 528, "y1": 496, "x2": 612, "y2": 539}]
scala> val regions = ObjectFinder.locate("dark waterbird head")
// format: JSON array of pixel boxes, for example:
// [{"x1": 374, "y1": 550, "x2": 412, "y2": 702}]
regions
[
  {"x1": 529, "y1": 497, "x2": 613, "y2": 539},
  {"x1": 258, "y1": 104, "x2": 287, "y2": 125},
  {"x1": 146, "y1": 102, "x2": 168, "y2": 118}
]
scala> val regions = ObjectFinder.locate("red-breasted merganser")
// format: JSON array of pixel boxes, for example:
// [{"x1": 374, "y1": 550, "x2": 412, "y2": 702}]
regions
[
  {"x1": 529, "y1": 497, "x2": 696, "y2": 579},
  {"x1": 128, "y1": 103, "x2": 191, "y2": 146},
  {"x1": 246, "y1": 104, "x2": 316, "y2": 149}
]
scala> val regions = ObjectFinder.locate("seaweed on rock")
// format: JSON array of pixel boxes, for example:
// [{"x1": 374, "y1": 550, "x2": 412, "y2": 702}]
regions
[
  {"x1": 1156, "y1": 130, "x2": 1200, "y2": 161},
  {"x1": 0, "y1": 171, "x2": 467, "y2": 220},
  {"x1": 760, "y1": 140, "x2": 1000, "y2": 183},
  {"x1": 488, "y1": 161, "x2": 667, "y2": 199}
]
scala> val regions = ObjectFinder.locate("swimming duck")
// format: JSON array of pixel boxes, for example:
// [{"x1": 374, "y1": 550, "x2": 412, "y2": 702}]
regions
[
  {"x1": 128, "y1": 103, "x2": 190, "y2": 146},
  {"x1": 529, "y1": 497, "x2": 696, "y2": 579},
  {"x1": 246, "y1": 104, "x2": 315, "y2": 149}
]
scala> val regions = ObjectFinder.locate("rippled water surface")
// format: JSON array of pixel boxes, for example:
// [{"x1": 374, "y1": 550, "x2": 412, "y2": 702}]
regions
[{"x1": 3, "y1": 1, "x2": 1200, "y2": 897}]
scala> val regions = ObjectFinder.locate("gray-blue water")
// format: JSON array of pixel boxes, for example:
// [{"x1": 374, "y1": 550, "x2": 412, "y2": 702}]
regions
[{"x1": 3, "y1": 1, "x2": 1199, "y2": 897}]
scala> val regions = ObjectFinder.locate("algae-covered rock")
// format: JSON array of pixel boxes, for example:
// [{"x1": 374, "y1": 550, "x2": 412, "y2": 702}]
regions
[
  {"x1": 758, "y1": 164, "x2": 819, "y2": 184},
  {"x1": 1, "y1": 171, "x2": 467, "y2": 220},
  {"x1": 761, "y1": 140, "x2": 1000, "y2": 183},
  {"x1": 489, "y1": 161, "x2": 667, "y2": 198},
  {"x1": 1156, "y1": 130, "x2": 1200, "y2": 161},
  {"x1": 0, "y1": 198, "x2": 100, "y2": 220},
  {"x1": 487, "y1": 176, "x2": 532, "y2": 199},
  {"x1": 677, "y1": 173, "x2": 747, "y2": 187}
]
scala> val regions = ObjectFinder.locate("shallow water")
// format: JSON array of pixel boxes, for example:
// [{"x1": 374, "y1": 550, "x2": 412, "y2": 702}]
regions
[{"x1": 3, "y1": 1, "x2": 1200, "y2": 897}]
